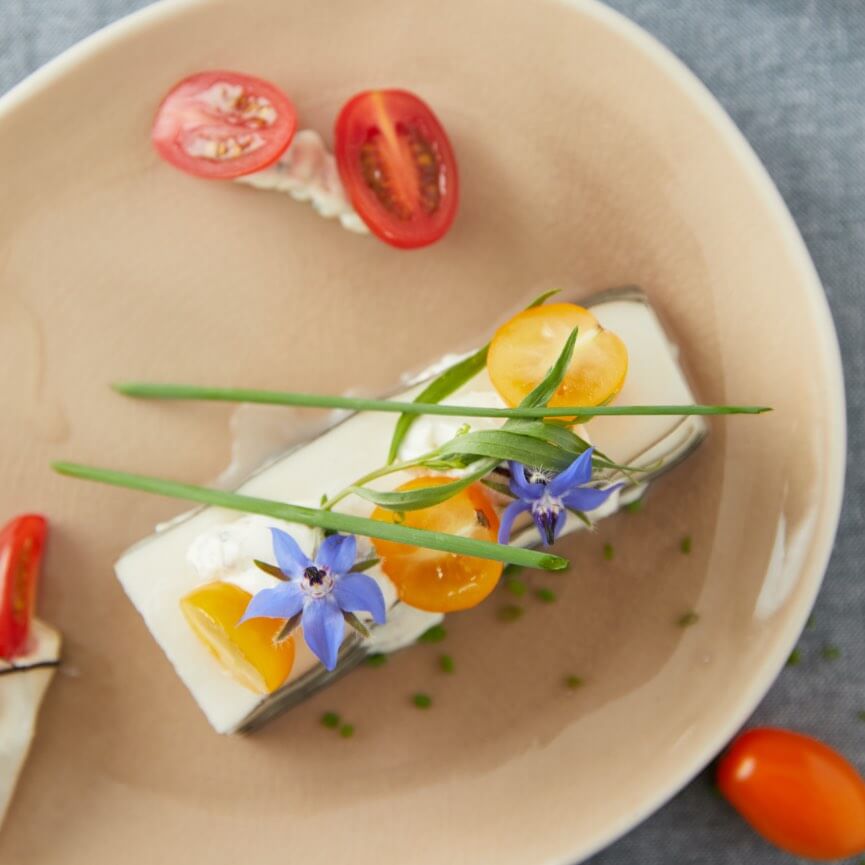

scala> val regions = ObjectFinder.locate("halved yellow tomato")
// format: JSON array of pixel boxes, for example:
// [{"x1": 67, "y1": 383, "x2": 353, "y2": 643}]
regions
[
  {"x1": 371, "y1": 477, "x2": 503, "y2": 613},
  {"x1": 487, "y1": 302, "x2": 628, "y2": 411},
  {"x1": 180, "y1": 581, "x2": 295, "y2": 694}
]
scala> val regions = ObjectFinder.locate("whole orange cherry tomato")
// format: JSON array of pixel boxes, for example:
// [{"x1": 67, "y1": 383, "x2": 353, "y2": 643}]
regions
[{"x1": 717, "y1": 727, "x2": 865, "y2": 860}]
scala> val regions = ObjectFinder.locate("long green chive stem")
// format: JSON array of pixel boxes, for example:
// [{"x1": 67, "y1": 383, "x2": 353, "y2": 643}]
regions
[
  {"x1": 52, "y1": 462, "x2": 568, "y2": 571},
  {"x1": 113, "y1": 382, "x2": 770, "y2": 418}
]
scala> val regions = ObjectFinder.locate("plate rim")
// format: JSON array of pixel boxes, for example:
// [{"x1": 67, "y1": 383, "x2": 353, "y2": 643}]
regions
[{"x1": 0, "y1": 0, "x2": 847, "y2": 862}]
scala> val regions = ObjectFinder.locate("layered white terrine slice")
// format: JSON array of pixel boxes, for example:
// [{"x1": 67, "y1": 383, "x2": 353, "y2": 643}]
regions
[{"x1": 116, "y1": 287, "x2": 705, "y2": 733}]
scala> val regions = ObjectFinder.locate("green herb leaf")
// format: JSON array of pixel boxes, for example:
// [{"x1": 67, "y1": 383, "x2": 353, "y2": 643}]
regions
[
  {"x1": 786, "y1": 648, "x2": 802, "y2": 667},
  {"x1": 351, "y1": 557, "x2": 381, "y2": 573},
  {"x1": 412, "y1": 692, "x2": 433, "y2": 709},
  {"x1": 439, "y1": 654, "x2": 455, "y2": 674},
  {"x1": 339, "y1": 723, "x2": 355, "y2": 738},
  {"x1": 677, "y1": 611, "x2": 700, "y2": 628},
  {"x1": 479, "y1": 477, "x2": 513, "y2": 497},
  {"x1": 534, "y1": 587, "x2": 557, "y2": 604},
  {"x1": 418, "y1": 624, "x2": 447, "y2": 644},
  {"x1": 438, "y1": 429, "x2": 575, "y2": 472},
  {"x1": 253, "y1": 559, "x2": 286, "y2": 580},
  {"x1": 603, "y1": 542, "x2": 615, "y2": 561},
  {"x1": 365, "y1": 652, "x2": 388, "y2": 668},
  {"x1": 821, "y1": 644, "x2": 841, "y2": 661},
  {"x1": 52, "y1": 463, "x2": 569, "y2": 572},
  {"x1": 351, "y1": 458, "x2": 498, "y2": 511},
  {"x1": 343, "y1": 612, "x2": 370, "y2": 638},
  {"x1": 519, "y1": 327, "x2": 579, "y2": 409},
  {"x1": 387, "y1": 347, "x2": 488, "y2": 464},
  {"x1": 497, "y1": 604, "x2": 524, "y2": 622},
  {"x1": 680, "y1": 535, "x2": 693, "y2": 555},
  {"x1": 564, "y1": 675, "x2": 584, "y2": 690},
  {"x1": 321, "y1": 712, "x2": 340, "y2": 729},
  {"x1": 623, "y1": 496, "x2": 645, "y2": 514},
  {"x1": 274, "y1": 611, "x2": 303, "y2": 644},
  {"x1": 505, "y1": 575, "x2": 527, "y2": 597},
  {"x1": 384, "y1": 289, "x2": 560, "y2": 463}
]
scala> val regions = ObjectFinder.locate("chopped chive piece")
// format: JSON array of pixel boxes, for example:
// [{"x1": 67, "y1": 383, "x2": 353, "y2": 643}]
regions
[
  {"x1": 677, "y1": 611, "x2": 700, "y2": 628},
  {"x1": 321, "y1": 711, "x2": 340, "y2": 729},
  {"x1": 856, "y1": 711, "x2": 865, "y2": 723},
  {"x1": 365, "y1": 652, "x2": 388, "y2": 668},
  {"x1": 439, "y1": 654, "x2": 455, "y2": 674},
  {"x1": 497, "y1": 604, "x2": 524, "y2": 622},
  {"x1": 534, "y1": 587, "x2": 557, "y2": 604},
  {"x1": 623, "y1": 497, "x2": 645, "y2": 514},
  {"x1": 418, "y1": 624, "x2": 447, "y2": 644},
  {"x1": 680, "y1": 535, "x2": 693, "y2": 554},
  {"x1": 786, "y1": 648, "x2": 802, "y2": 667},
  {"x1": 506, "y1": 575, "x2": 527, "y2": 597},
  {"x1": 806, "y1": 614, "x2": 816, "y2": 630},
  {"x1": 339, "y1": 723, "x2": 355, "y2": 738},
  {"x1": 564, "y1": 675, "x2": 584, "y2": 690},
  {"x1": 603, "y1": 543, "x2": 615, "y2": 561},
  {"x1": 821, "y1": 644, "x2": 841, "y2": 661},
  {"x1": 412, "y1": 692, "x2": 432, "y2": 709}
]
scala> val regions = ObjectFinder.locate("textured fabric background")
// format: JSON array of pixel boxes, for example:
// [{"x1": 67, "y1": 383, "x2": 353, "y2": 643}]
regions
[{"x1": 1, "y1": 1, "x2": 863, "y2": 863}]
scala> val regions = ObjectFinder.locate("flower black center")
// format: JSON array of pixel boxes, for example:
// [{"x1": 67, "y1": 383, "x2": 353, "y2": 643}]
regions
[{"x1": 304, "y1": 565, "x2": 327, "y2": 586}]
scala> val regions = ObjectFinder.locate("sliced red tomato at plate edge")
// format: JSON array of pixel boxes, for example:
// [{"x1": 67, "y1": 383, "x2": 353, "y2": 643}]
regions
[
  {"x1": 151, "y1": 70, "x2": 297, "y2": 180},
  {"x1": 334, "y1": 89, "x2": 459, "y2": 249},
  {"x1": 0, "y1": 514, "x2": 48, "y2": 660}
]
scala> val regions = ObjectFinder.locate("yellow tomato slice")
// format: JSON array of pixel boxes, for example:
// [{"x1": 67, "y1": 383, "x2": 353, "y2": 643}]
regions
[
  {"x1": 180, "y1": 581, "x2": 295, "y2": 694},
  {"x1": 487, "y1": 302, "x2": 628, "y2": 411},
  {"x1": 371, "y1": 477, "x2": 503, "y2": 613}
]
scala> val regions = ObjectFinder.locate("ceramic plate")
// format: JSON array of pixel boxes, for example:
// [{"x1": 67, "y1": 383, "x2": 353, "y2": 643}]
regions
[{"x1": 0, "y1": 0, "x2": 845, "y2": 862}]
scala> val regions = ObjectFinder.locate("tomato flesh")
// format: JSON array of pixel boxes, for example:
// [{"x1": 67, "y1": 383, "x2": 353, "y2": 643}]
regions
[
  {"x1": 718, "y1": 727, "x2": 865, "y2": 860},
  {"x1": 152, "y1": 71, "x2": 297, "y2": 179},
  {"x1": 334, "y1": 90, "x2": 459, "y2": 249},
  {"x1": 0, "y1": 514, "x2": 47, "y2": 660}
]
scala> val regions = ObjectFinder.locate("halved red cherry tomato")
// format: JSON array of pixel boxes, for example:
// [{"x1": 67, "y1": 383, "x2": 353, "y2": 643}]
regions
[
  {"x1": 334, "y1": 89, "x2": 459, "y2": 249},
  {"x1": 152, "y1": 71, "x2": 297, "y2": 179},
  {"x1": 717, "y1": 727, "x2": 865, "y2": 860},
  {"x1": 0, "y1": 514, "x2": 47, "y2": 660}
]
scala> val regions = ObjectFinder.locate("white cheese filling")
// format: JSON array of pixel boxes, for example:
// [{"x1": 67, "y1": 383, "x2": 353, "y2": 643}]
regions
[
  {"x1": 0, "y1": 620, "x2": 61, "y2": 827},
  {"x1": 235, "y1": 129, "x2": 368, "y2": 234},
  {"x1": 115, "y1": 293, "x2": 704, "y2": 733}
]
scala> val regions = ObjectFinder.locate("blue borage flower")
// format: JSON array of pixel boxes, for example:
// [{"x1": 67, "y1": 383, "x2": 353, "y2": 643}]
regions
[
  {"x1": 241, "y1": 529, "x2": 386, "y2": 670},
  {"x1": 498, "y1": 448, "x2": 623, "y2": 546}
]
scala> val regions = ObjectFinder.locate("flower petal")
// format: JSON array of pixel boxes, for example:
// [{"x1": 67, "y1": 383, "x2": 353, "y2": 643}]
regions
[
  {"x1": 508, "y1": 462, "x2": 544, "y2": 500},
  {"x1": 497, "y1": 499, "x2": 531, "y2": 544},
  {"x1": 301, "y1": 598, "x2": 345, "y2": 671},
  {"x1": 239, "y1": 581, "x2": 304, "y2": 623},
  {"x1": 562, "y1": 482, "x2": 623, "y2": 513},
  {"x1": 531, "y1": 506, "x2": 566, "y2": 546},
  {"x1": 270, "y1": 528, "x2": 312, "y2": 578},
  {"x1": 548, "y1": 448, "x2": 594, "y2": 495},
  {"x1": 317, "y1": 533, "x2": 357, "y2": 576},
  {"x1": 334, "y1": 573, "x2": 387, "y2": 624}
]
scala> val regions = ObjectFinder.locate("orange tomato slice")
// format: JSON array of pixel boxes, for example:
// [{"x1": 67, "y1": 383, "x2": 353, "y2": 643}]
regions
[
  {"x1": 487, "y1": 302, "x2": 628, "y2": 411},
  {"x1": 371, "y1": 477, "x2": 503, "y2": 613},
  {"x1": 180, "y1": 581, "x2": 295, "y2": 694}
]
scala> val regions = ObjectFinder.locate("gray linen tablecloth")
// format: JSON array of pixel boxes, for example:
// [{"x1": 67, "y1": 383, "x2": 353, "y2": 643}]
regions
[{"x1": 1, "y1": 1, "x2": 863, "y2": 863}]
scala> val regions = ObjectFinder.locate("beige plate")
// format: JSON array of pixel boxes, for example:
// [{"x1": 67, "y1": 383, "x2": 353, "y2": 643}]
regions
[{"x1": 0, "y1": 0, "x2": 845, "y2": 862}]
